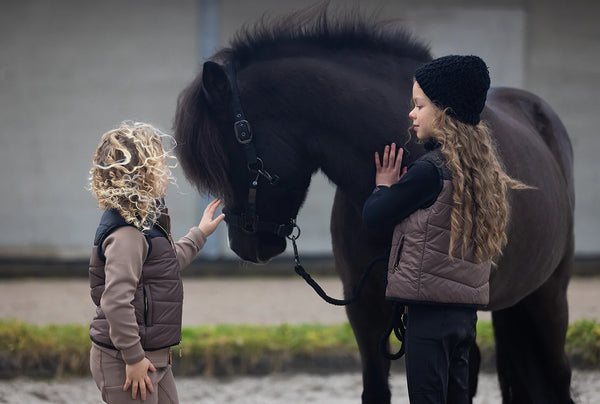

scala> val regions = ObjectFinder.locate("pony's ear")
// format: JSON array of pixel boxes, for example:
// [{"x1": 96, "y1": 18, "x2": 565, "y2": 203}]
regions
[{"x1": 201, "y1": 61, "x2": 231, "y2": 110}]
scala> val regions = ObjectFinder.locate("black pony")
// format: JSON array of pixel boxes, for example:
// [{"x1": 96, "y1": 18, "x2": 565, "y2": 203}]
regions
[{"x1": 174, "y1": 5, "x2": 575, "y2": 403}]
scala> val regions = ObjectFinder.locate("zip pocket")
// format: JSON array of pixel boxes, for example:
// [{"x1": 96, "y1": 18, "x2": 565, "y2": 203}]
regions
[
  {"x1": 392, "y1": 236, "x2": 405, "y2": 272},
  {"x1": 143, "y1": 284, "x2": 153, "y2": 326}
]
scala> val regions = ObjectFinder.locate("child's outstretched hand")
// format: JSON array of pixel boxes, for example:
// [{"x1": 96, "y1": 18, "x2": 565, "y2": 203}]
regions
[
  {"x1": 198, "y1": 199, "x2": 226, "y2": 236},
  {"x1": 375, "y1": 143, "x2": 407, "y2": 187}
]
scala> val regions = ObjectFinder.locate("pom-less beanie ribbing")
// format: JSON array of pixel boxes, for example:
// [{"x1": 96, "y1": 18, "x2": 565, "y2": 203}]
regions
[{"x1": 414, "y1": 55, "x2": 490, "y2": 125}]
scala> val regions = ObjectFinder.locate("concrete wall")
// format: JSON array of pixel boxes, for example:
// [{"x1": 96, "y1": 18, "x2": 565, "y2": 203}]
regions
[
  {"x1": 0, "y1": 0, "x2": 211, "y2": 258},
  {"x1": 525, "y1": 0, "x2": 600, "y2": 255},
  {"x1": 0, "y1": 0, "x2": 598, "y2": 260}
]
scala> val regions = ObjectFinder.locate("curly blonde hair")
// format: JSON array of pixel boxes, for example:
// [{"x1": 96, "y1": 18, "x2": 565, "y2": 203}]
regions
[
  {"x1": 89, "y1": 122, "x2": 177, "y2": 232},
  {"x1": 431, "y1": 112, "x2": 531, "y2": 264}
]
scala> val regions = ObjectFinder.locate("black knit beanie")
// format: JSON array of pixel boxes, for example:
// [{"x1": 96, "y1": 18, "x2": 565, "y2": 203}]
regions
[{"x1": 414, "y1": 55, "x2": 490, "y2": 125}]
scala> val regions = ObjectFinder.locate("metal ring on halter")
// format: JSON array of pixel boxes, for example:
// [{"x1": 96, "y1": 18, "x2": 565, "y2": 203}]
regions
[
  {"x1": 248, "y1": 157, "x2": 264, "y2": 172},
  {"x1": 287, "y1": 220, "x2": 301, "y2": 241}
]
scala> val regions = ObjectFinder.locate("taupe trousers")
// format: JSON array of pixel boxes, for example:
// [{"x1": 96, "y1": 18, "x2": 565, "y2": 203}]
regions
[{"x1": 90, "y1": 344, "x2": 179, "y2": 404}]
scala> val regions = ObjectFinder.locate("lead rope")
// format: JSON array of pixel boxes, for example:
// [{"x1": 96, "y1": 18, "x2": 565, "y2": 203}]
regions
[
  {"x1": 288, "y1": 224, "x2": 388, "y2": 306},
  {"x1": 288, "y1": 222, "x2": 406, "y2": 359},
  {"x1": 379, "y1": 302, "x2": 407, "y2": 360}
]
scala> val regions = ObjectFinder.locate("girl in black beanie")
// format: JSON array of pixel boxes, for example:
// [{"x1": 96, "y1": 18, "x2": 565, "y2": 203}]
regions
[{"x1": 363, "y1": 55, "x2": 529, "y2": 403}]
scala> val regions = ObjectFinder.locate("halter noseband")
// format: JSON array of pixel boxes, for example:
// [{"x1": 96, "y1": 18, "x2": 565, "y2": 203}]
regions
[{"x1": 222, "y1": 62, "x2": 297, "y2": 238}]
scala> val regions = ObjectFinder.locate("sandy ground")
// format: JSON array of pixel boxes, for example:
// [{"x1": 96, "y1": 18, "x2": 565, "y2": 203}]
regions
[
  {"x1": 1, "y1": 371, "x2": 600, "y2": 404},
  {"x1": 0, "y1": 276, "x2": 598, "y2": 326}
]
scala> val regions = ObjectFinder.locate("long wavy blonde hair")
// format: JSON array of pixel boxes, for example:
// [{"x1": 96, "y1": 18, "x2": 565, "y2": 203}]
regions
[
  {"x1": 431, "y1": 111, "x2": 531, "y2": 264},
  {"x1": 89, "y1": 122, "x2": 177, "y2": 232}
]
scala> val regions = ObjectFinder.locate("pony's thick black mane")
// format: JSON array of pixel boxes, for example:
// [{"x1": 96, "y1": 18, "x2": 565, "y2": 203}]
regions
[
  {"x1": 176, "y1": 1, "x2": 431, "y2": 200},
  {"x1": 215, "y1": 1, "x2": 430, "y2": 68}
]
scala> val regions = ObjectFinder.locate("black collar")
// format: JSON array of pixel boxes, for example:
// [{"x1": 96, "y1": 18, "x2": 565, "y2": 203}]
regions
[{"x1": 424, "y1": 138, "x2": 441, "y2": 151}]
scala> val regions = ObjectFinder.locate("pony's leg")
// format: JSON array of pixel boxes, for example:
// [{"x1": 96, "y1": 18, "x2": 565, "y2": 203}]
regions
[
  {"x1": 331, "y1": 190, "x2": 392, "y2": 404},
  {"x1": 492, "y1": 243, "x2": 574, "y2": 403},
  {"x1": 334, "y1": 243, "x2": 392, "y2": 403},
  {"x1": 345, "y1": 290, "x2": 392, "y2": 404}
]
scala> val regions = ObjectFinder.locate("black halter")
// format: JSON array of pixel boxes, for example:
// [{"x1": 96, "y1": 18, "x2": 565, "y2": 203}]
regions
[
  {"x1": 219, "y1": 63, "x2": 393, "y2": 345},
  {"x1": 222, "y1": 62, "x2": 297, "y2": 238}
]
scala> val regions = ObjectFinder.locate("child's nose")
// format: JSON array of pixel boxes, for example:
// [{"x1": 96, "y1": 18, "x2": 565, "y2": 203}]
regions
[{"x1": 409, "y1": 108, "x2": 416, "y2": 119}]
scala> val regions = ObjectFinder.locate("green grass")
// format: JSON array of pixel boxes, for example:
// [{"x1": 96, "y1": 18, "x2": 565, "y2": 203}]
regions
[
  {"x1": 0, "y1": 320, "x2": 90, "y2": 377},
  {"x1": 566, "y1": 319, "x2": 600, "y2": 366},
  {"x1": 1, "y1": 319, "x2": 598, "y2": 378}
]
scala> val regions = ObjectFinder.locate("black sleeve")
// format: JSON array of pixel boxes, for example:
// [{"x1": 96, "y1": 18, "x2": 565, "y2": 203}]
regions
[{"x1": 362, "y1": 160, "x2": 443, "y2": 231}]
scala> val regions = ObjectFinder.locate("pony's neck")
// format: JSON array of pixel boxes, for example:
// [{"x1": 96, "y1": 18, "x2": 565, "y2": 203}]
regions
[
  {"x1": 243, "y1": 56, "x2": 415, "y2": 204},
  {"x1": 298, "y1": 59, "x2": 412, "y2": 200},
  {"x1": 312, "y1": 127, "x2": 384, "y2": 204}
]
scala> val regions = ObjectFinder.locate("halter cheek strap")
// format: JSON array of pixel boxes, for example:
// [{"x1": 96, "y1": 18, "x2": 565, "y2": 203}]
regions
[{"x1": 222, "y1": 62, "x2": 295, "y2": 237}]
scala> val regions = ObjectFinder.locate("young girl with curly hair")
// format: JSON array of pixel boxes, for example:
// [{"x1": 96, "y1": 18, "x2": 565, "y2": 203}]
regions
[
  {"x1": 88, "y1": 122, "x2": 225, "y2": 403},
  {"x1": 362, "y1": 55, "x2": 529, "y2": 403}
]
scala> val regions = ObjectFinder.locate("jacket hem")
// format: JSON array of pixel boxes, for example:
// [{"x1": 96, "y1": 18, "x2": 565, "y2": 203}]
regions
[
  {"x1": 385, "y1": 297, "x2": 487, "y2": 310},
  {"x1": 90, "y1": 336, "x2": 181, "y2": 352}
]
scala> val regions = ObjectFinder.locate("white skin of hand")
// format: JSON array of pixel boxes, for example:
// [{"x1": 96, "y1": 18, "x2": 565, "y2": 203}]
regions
[
  {"x1": 375, "y1": 143, "x2": 408, "y2": 187},
  {"x1": 198, "y1": 199, "x2": 226, "y2": 236},
  {"x1": 124, "y1": 357, "x2": 156, "y2": 400}
]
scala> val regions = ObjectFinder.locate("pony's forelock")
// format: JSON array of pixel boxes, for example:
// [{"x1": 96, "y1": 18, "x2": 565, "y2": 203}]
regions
[{"x1": 174, "y1": 73, "x2": 232, "y2": 202}]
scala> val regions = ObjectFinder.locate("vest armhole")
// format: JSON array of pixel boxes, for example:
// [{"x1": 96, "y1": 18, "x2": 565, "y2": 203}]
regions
[
  {"x1": 96, "y1": 229, "x2": 152, "y2": 262},
  {"x1": 417, "y1": 158, "x2": 445, "y2": 210}
]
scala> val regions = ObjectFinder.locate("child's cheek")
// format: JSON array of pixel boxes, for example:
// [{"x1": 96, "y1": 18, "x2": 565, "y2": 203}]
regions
[{"x1": 160, "y1": 174, "x2": 169, "y2": 196}]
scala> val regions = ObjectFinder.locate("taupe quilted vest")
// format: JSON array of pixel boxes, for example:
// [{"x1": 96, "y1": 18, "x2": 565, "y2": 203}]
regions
[
  {"x1": 89, "y1": 210, "x2": 183, "y2": 351},
  {"x1": 385, "y1": 156, "x2": 491, "y2": 307}
]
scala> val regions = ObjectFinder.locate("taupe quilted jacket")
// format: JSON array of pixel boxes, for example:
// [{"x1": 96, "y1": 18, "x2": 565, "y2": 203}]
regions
[
  {"x1": 386, "y1": 152, "x2": 491, "y2": 307},
  {"x1": 89, "y1": 209, "x2": 205, "y2": 364}
]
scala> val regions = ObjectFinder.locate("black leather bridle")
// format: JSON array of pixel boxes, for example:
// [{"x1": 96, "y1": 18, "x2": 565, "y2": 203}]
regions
[{"x1": 222, "y1": 62, "x2": 298, "y2": 238}]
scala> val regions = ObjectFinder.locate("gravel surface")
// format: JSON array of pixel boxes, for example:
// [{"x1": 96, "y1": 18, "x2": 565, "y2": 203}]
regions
[{"x1": 1, "y1": 370, "x2": 600, "y2": 404}]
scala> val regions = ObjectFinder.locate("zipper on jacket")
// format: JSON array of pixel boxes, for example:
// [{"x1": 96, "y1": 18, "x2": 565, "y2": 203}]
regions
[
  {"x1": 393, "y1": 236, "x2": 405, "y2": 272},
  {"x1": 156, "y1": 222, "x2": 175, "y2": 251}
]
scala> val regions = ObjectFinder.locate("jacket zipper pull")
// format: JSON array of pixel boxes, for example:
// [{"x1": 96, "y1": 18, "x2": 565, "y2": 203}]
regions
[
  {"x1": 156, "y1": 223, "x2": 176, "y2": 251},
  {"x1": 167, "y1": 233, "x2": 175, "y2": 251}
]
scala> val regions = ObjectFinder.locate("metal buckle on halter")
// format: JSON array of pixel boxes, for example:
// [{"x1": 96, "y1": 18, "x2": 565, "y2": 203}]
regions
[{"x1": 234, "y1": 120, "x2": 253, "y2": 144}]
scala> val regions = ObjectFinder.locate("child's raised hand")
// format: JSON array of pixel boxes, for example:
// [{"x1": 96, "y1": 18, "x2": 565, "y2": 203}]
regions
[
  {"x1": 375, "y1": 143, "x2": 407, "y2": 187},
  {"x1": 198, "y1": 199, "x2": 226, "y2": 236}
]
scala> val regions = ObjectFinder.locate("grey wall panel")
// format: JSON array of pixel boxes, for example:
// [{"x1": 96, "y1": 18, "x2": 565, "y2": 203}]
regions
[{"x1": 0, "y1": 0, "x2": 597, "y2": 258}]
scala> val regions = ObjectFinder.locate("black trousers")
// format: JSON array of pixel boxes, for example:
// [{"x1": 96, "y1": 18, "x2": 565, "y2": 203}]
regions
[{"x1": 404, "y1": 304, "x2": 477, "y2": 404}]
